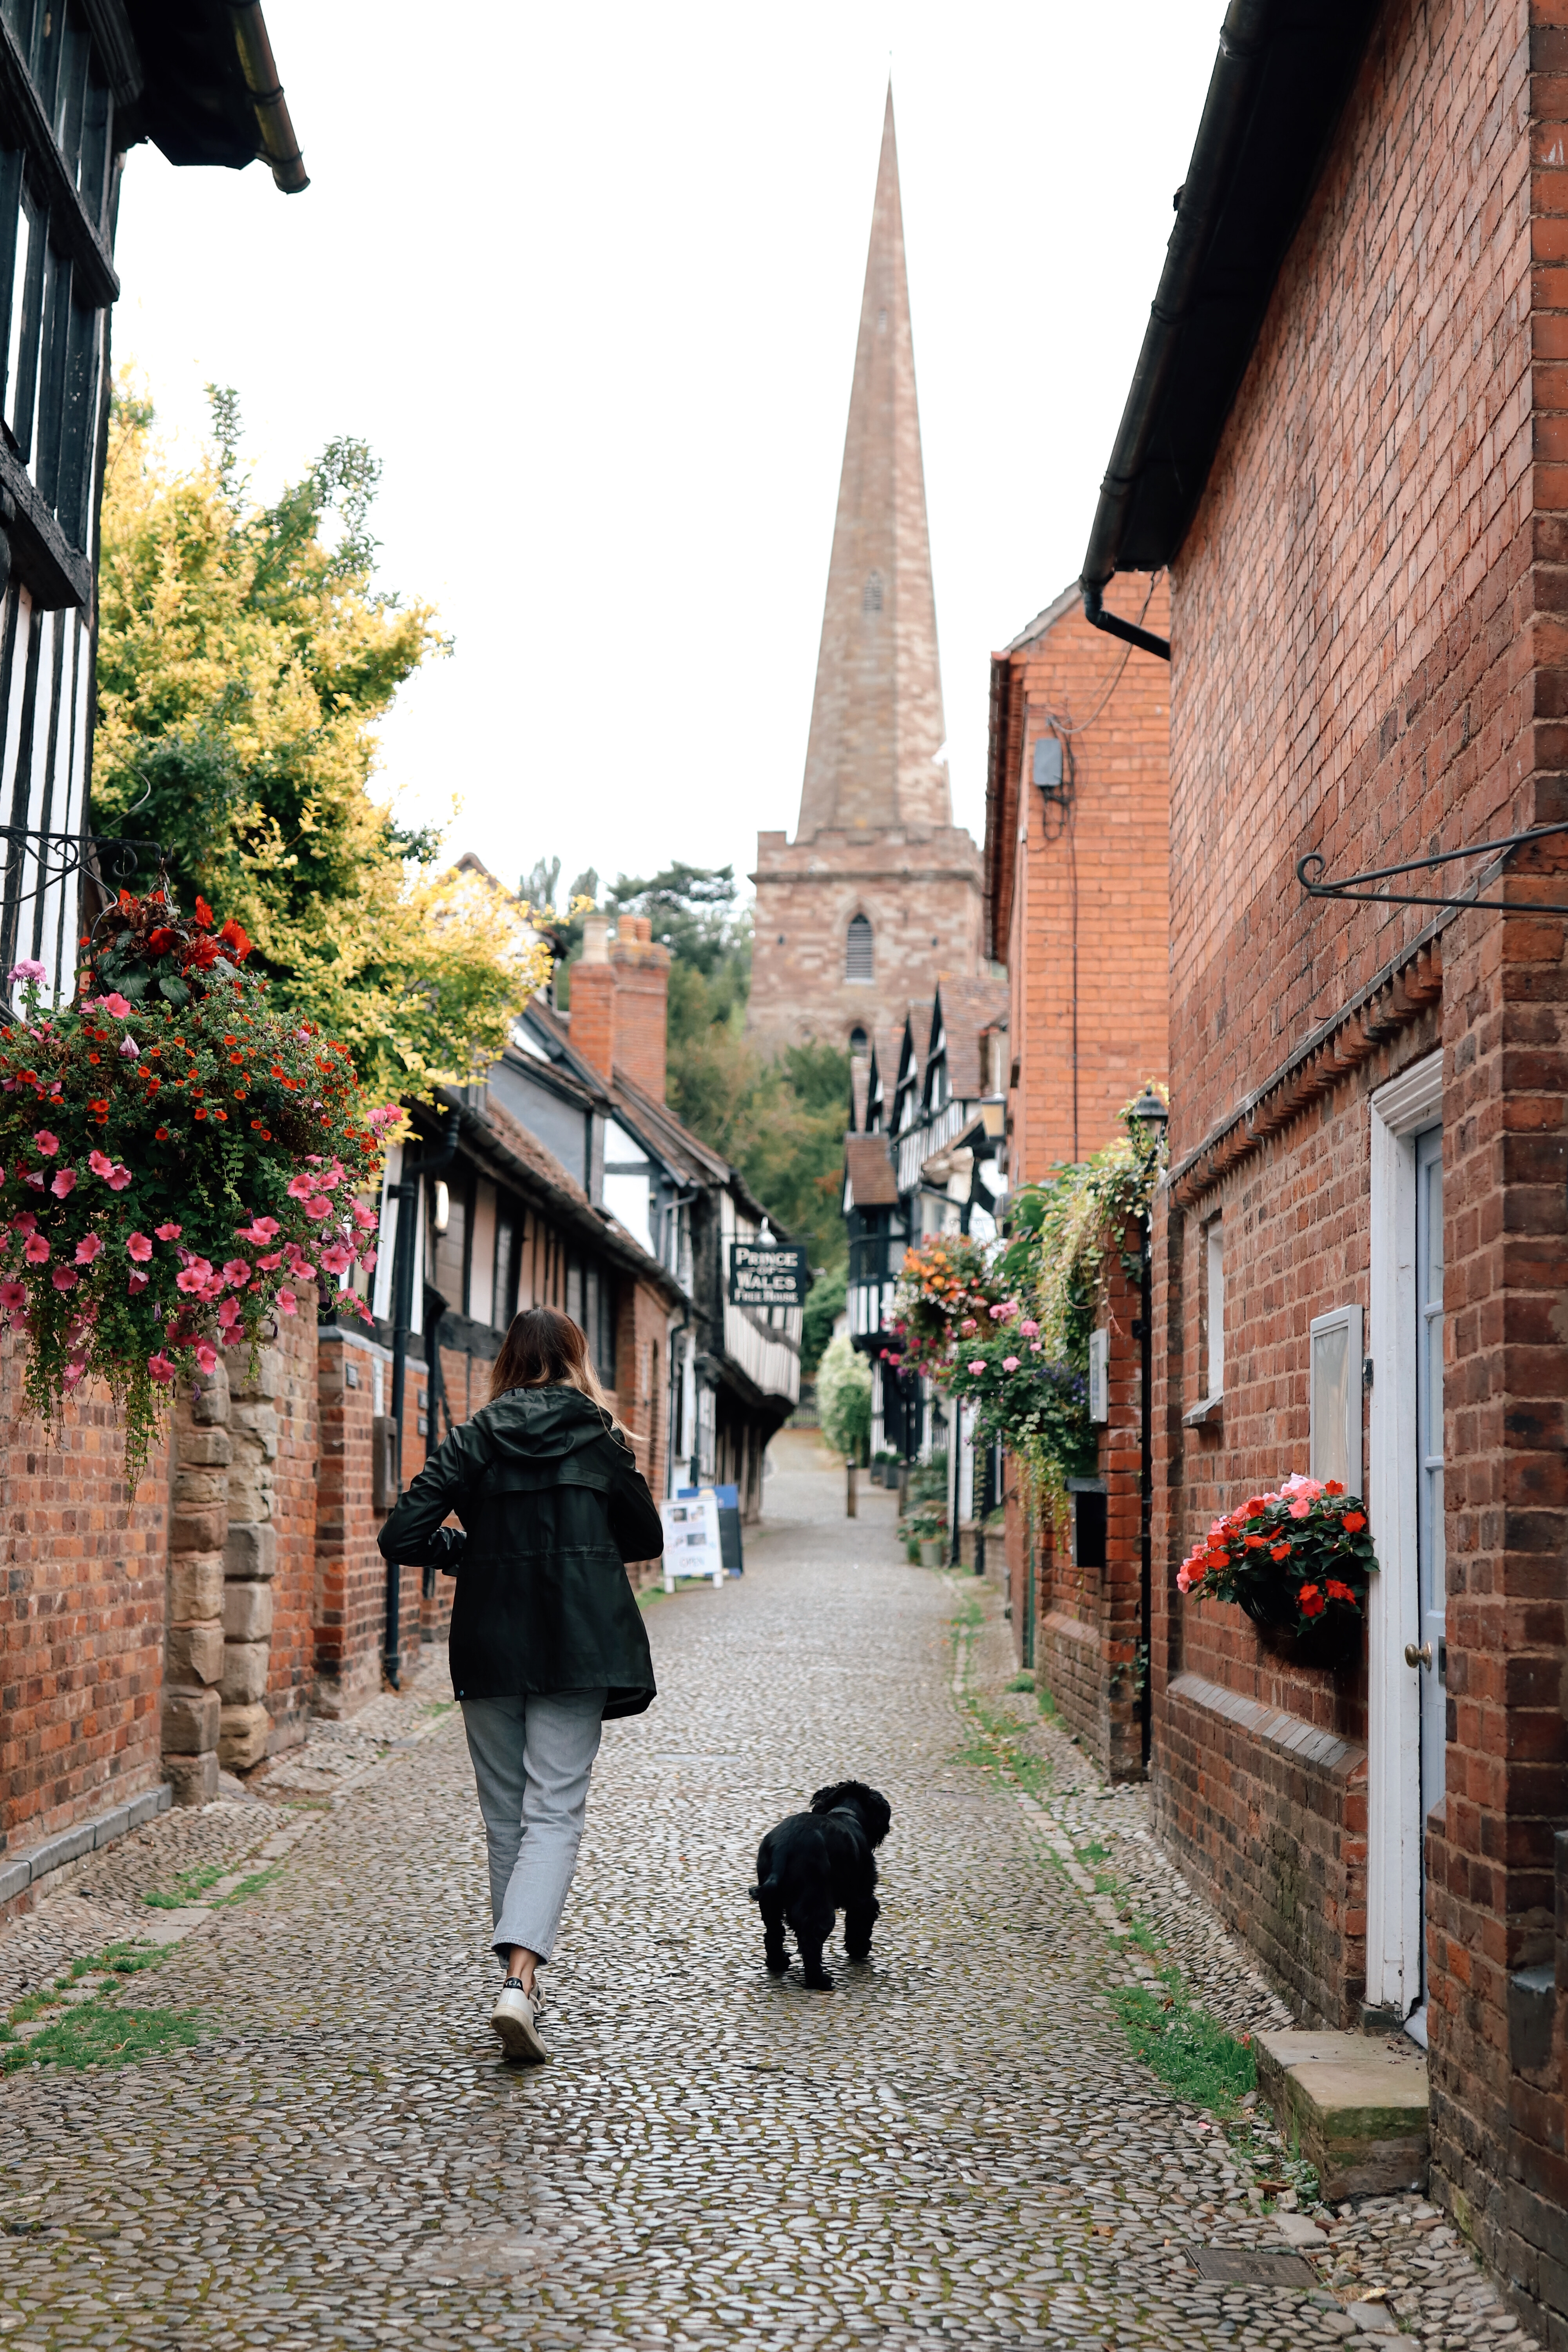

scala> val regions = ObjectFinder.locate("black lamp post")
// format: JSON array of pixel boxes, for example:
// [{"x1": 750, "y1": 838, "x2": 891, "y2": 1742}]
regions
[{"x1": 1127, "y1": 1085, "x2": 1169, "y2": 1151}]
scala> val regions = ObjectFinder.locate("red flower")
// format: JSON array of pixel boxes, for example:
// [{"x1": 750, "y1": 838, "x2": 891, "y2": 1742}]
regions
[
  {"x1": 218, "y1": 918, "x2": 252, "y2": 962},
  {"x1": 147, "y1": 927, "x2": 175, "y2": 955},
  {"x1": 1324, "y1": 1479, "x2": 1346, "y2": 1495},
  {"x1": 1298, "y1": 1585, "x2": 1326, "y2": 1619},
  {"x1": 1269, "y1": 1542, "x2": 1291, "y2": 1562},
  {"x1": 193, "y1": 896, "x2": 214, "y2": 930},
  {"x1": 1342, "y1": 1510, "x2": 1366, "y2": 1532},
  {"x1": 1325, "y1": 1579, "x2": 1358, "y2": 1605}
]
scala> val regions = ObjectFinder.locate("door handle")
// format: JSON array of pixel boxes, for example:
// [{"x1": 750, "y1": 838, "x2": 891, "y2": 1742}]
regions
[{"x1": 1404, "y1": 1641, "x2": 1434, "y2": 1669}]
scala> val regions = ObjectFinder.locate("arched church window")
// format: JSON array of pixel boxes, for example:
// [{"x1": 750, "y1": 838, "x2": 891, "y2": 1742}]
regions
[
  {"x1": 849, "y1": 1025, "x2": 868, "y2": 1056},
  {"x1": 862, "y1": 571, "x2": 883, "y2": 614},
  {"x1": 846, "y1": 914, "x2": 874, "y2": 984}
]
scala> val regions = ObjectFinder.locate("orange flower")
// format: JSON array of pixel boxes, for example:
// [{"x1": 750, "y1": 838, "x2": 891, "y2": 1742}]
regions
[
  {"x1": 1342, "y1": 1510, "x2": 1366, "y2": 1532},
  {"x1": 1269, "y1": 1542, "x2": 1291, "y2": 1561},
  {"x1": 1298, "y1": 1585, "x2": 1326, "y2": 1619}
]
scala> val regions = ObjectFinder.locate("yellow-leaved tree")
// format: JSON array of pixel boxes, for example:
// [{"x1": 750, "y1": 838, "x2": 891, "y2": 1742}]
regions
[{"x1": 91, "y1": 381, "x2": 544, "y2": 1097}]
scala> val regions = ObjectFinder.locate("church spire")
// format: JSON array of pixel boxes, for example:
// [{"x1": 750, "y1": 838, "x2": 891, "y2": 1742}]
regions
[{"x1": 795, "y1": 88, "x2": 949, "y2": 842}]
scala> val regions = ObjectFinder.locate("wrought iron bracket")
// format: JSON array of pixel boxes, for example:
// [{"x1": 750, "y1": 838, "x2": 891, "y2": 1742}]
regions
[{"x1": 1298, "y1": 821, "x2": 1568, "y2": 916}]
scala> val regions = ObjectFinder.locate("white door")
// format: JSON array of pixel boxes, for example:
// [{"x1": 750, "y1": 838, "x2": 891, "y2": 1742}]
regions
[{"x1": 1413, "y1": 1122, "x2": 1445, "y2": 2008}]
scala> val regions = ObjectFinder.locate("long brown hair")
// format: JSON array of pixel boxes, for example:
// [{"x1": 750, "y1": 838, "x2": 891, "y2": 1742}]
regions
[{"x1": 487, "y1": 1305, "x2": 622, "y2": 1431}]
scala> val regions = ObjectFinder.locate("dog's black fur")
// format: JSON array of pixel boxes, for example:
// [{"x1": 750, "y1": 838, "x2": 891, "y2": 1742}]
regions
[{"x1": 748, "y1": 1780, "x2": 892, "y2": 1990}]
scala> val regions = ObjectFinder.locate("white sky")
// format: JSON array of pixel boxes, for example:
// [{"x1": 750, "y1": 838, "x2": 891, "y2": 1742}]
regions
[{"x1": 111, "y1": 1, "x2": 1219, "y2": 909}]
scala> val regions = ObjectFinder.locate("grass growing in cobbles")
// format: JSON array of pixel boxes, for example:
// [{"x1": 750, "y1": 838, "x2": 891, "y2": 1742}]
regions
[
  {"x1": 1109, "y1": 1972, "x2": 1256, "y2": 2116},
  {"x1": 0, "y1": 1940, "x2": 197, "y2": 2077},
  {"x1": 3, "y1": 2003, "x2": 201, "y2": 2073},
  {"x1": 142, "y1": 1860, "x2": 227, "y2": 1910}
]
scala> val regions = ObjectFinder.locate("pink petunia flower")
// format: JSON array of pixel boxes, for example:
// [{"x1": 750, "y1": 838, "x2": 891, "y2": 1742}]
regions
[
  {"x1": 74, "y1": 1233, "x2": 103, "y2": 1266},
  {"x1": 194, "y1": 1342, "x2": 218, "y2": 1375},
  {"x1": 352, "y1": 1200, "x2": 378, "y2": 1230},
  {"x1": 221, "y1": 1258, "x2": 251, "y2": 1286},
  {"x1": 118, "y1": 1034, "x2": 140, "y2": 1060},
  {"x1": 1002, "y1": 1356, "x2": 1020, "y2": 1372},
  {"x1": 96, "y1": 993, "x2": 131, "y2": 1018},
  {"x1": 237, "y1": 1216, "x2": 280, "y2": 1243},
  {"x1": 147, "y1": 1352, "x2": 176, "y2": 1385},
  {"x1": 319, "y1": 1242, "x2": 352, "y2": 1277},
  {"x1": 276, "y1": 1287, "x2": 298, "y2": 1316},
  {"x1": 304, "y1": 1195, "x2": 332, "y2": 1221},
  {"x1": 23, "y1": 1235, "x2": 48, "y2": 1263},
  {"x1": 175, "y1": 1267, "x2": 211, "y2": 1295},
  {"x1": 127, "y1": 1271, "x2": 149, "y2": 1294},
  {"x1": 154, "y1": 1222, "x2": 182, "y2": 1241},
  {"x1": 33, "y1": 1130, "x2": 58, "y2": 1156},
  {"x1": 967, "y1": 1358, "x2": 986, "y2": 1375},
  {"x1": 217, "y1": 1296, "x2": 241, "y2": 1327},
  {"x1": 285, "y1": 1173, "x2": 318, "y2": 1201},
  {"x1": 23, "y1": 1171, "x2": 43, "y2": 1191},
  {"x1": 256, "y1": 1250, "x2": 285, "y2": 1271},
  {"x1": 12, "y1": 1210, "x2": 34, "y2": 1233},
  {"x1": 0, "y1": 1280, "x2": 24, "y2": 1308},
  {"x1": 105, "y1": 1164, "x2": 131, "y2": 1192},
  {"x1": 88, "y1": 1150, "x2": 114, "y2": 1178},
  {"x1": 359, "y1": 1249, "x2": 376, "y2": 1274},
  {"x1": 127, "y1": 1232, "x2": 153, "y2": 1263},
  {"x1": 51, "y1": 1268, "x2": 77, "y2": 1291},
  {"x1": 50, "y1": 1169, "x2": 75, "y2": 1199}
]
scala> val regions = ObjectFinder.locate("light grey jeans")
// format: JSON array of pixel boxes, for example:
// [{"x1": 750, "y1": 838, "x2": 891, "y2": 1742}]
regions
[{"x1": 460, "y1": 1691, "x2": 606, "y2": 1966}]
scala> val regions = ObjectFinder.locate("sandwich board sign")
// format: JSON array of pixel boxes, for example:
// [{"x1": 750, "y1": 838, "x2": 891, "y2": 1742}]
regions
[
  {"x1": 728, "y1": 1240, "x2": 808, "y2": 1308},
  {"x1": 659, "y1": 1490, "x2": 725, "y2": 1592}
]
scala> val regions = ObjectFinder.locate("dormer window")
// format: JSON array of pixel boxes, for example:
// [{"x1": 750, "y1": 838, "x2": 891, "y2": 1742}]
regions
[{"x1": 846, "y1": 913, "x2": 874, "y2": 984}]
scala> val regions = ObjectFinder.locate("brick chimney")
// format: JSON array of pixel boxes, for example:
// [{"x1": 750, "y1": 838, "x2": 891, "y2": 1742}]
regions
[
  {"x1": 607, "y1": 916, "x2": 670, "y2": 1102},
  {"x1": 568, "y1": 914, "x2": 670, "y2": 1101}
]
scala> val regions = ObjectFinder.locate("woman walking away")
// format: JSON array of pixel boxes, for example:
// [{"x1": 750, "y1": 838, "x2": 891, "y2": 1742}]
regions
[{"x1": 378, "y1": 1305, "x2": 662, "y2": 2063}]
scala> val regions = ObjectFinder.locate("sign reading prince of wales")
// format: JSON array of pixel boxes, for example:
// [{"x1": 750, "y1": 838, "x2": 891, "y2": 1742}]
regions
[{"x1": 727, "y1": 1240, "x2": 808, "y2": 1307}]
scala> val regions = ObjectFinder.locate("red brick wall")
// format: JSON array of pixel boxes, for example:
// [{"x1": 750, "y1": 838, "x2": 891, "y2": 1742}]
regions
[
  {"x1": 993, "y1": 580, "x2": 1170, "y2": 1184},
  {"x1": 1153, "y1": 0, "x2": 1568, "y2": 2315},
  {"x1": 314, "y1": 1331, "x2": 388, "y2": 1716},
  {"x1": 0, "y1": 1341, "x2": 169, "y2": 1875}
]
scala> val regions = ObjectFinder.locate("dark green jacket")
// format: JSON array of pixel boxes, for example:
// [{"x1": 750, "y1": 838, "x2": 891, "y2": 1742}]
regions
[{"x1": 376, "y1": 1385, "x2": 662, "y2": 1716}]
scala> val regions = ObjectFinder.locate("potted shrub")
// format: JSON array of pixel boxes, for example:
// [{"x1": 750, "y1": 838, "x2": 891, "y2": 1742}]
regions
[{"x1": 1177, "y1": 1474, "x2": 1374, "y2": 1664}]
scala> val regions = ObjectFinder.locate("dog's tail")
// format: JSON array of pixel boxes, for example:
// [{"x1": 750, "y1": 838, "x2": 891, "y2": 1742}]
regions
[{"x1": 748, "y1": 1874, "x2": 779, "y2": 1904}]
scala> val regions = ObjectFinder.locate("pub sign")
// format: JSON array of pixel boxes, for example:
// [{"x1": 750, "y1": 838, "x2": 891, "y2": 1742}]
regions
[{"x1": 728, "y1": 1240, "x2": 808, "y2": 1308}]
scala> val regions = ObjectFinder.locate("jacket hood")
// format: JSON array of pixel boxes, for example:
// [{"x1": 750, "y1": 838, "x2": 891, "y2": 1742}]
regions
[{"x1": 479, "y1": 1383, "x2": 625, "y2": 1465}]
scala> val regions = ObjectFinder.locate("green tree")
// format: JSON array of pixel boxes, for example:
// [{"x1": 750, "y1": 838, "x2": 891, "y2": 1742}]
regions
[
  {"x1": 92, "y1": 383, "x2": 541, "y2": 1098},
  {"x1": 817, "y1": 1331, "x2": 871, "y2": 1462}
]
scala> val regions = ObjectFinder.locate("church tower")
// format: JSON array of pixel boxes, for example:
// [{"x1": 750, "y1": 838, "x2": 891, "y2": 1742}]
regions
[{"x1": 748, "y1": 89, "x2": 984, "y2": 1065}]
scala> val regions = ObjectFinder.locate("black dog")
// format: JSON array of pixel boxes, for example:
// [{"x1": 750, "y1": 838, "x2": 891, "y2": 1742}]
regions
[{"x1": 749, "y1": 1780, "x2": 892, "y2": 1990}]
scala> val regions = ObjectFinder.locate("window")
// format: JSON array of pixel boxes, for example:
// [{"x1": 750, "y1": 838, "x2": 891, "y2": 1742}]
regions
[
  {"x1": 863, "y1": 570, "x2": 883, "y2": 612},
  {"x1": 846, "y1": 913, "x2": 873, "y2": 984},
  {"x1": 849, "y1": 1025, "x2": 868, "y2": 1055},
  {"x1": 1310, "y1": 1304, "x2": 1363, "y2": 1492},
  {"x1": 1204, "y1": 1219, "x2": 1224, "y2": 1399}
]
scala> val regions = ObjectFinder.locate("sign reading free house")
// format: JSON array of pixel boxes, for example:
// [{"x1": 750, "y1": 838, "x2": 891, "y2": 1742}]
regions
[{"x1": 728, "y1": 1241, "x2": 808, "y2": 1308}]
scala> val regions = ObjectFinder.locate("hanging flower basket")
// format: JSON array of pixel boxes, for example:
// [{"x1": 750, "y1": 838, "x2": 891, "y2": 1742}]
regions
[
  {"x1": 0, "y1": 890, "x2": 394, "y2": 1482},
  {"x1": 1177, "y1": 1475, "x2": 1375, "y2": 1666}
]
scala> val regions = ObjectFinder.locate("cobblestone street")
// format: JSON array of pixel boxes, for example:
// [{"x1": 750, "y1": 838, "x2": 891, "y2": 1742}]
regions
[{"x1": 0, "y1": 1438, "x2": 1520, "y2": 2350}]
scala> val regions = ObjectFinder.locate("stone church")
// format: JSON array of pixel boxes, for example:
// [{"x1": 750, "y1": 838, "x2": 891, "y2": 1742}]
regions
[{"x1": 748, "y1": 91, "x2": 986, "y2": 1068}]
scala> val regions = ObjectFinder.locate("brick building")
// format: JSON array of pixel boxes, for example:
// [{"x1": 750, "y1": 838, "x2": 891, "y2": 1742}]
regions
[
  {"x1": 1081, "y1": 0, "x2": 1568, "y2": 2328},
  {"x1": 981, "y1": 577, "x2": 1171, "y2": 1770},
  {"x1": 750, "y1": 89, "x2": 987, "y2": 1069}
]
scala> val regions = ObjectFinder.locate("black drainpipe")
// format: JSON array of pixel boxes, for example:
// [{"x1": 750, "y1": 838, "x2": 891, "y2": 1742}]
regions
[
  {"x1": 1138, "y1": 1221, "x2": 1154, "y2": 1769},
  {"x1": 383, "y1": 1109, "x2": 460, "y2": 1689},
  {"x1": 1082, "y1": 582, "x2": 1171, "y2": 663}
]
